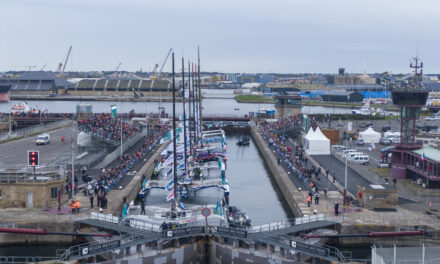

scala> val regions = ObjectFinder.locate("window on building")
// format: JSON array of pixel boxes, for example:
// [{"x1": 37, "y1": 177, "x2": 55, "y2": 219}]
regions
[
  {"x1": 51, "y1": 187, "x2": 58, "y2": 198},
  {"x1": 373, "y1": 194, "x2": 389, "y2": 199}
]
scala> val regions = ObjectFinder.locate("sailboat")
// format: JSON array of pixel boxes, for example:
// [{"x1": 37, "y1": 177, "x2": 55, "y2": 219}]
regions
[
  {"x1": 125, "y1": 53, "x2": 231, "y2": 227},
  {"x1": 352, "y1": 100, "x2": 374, "y2": 115}
]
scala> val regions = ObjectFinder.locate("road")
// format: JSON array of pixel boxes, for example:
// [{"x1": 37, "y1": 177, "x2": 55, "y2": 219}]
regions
[{"x1": 0, "y1": 126, "x2": 75, "y2": 169}]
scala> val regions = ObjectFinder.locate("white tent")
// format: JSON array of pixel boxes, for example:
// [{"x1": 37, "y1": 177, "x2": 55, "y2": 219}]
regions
[
  {"x1": 359, "y1": 127, "x2": 381, "y2": 143},
  {"x1": 304, "y1": 127, "x2": 331, "y2": 155}
]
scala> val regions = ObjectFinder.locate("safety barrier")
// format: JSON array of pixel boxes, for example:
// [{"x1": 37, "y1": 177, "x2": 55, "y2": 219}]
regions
[
  {"x1": 0, "y1": 256, "x2": 59, "y2": 264},
  {"x1": 90, "y1": 212, "x2": 119, "y2": 224},
  {"x1": 0, "y1": 119, "x2": 72, "y2": 141},
  {"x1": 250, "y1": 214, "x2": 326, "y2": 233},
  {"x1": 128, "y1": 219, "x2": 161, "y2": 232}
]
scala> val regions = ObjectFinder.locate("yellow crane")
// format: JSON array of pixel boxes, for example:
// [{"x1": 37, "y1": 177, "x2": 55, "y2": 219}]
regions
[{"x1": 150, "y1": 64, "x2": 159, "y2": 80}]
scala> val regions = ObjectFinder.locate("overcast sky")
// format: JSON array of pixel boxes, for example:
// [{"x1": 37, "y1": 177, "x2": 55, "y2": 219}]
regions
[{"x1": 0, "y1": 0, "x2": 439, "y2": 74}]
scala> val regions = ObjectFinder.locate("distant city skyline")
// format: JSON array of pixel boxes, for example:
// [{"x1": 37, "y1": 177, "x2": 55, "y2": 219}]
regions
[{"x1": 0, "y1": 0, "x2": 439, "y2": 74}]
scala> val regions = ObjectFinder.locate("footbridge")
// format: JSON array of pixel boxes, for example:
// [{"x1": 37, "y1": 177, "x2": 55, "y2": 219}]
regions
[{"x1": 56, "y1": 212, "x2": 346, "y2": 262}]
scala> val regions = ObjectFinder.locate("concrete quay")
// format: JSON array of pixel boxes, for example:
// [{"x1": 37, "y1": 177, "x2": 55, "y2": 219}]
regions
[
  {"x1": 251, "y1": 124, "x2": 440, "y2": 248},
  {"x1": 0, "y1": 135, "x2": 169, "y2": 245},
  {"x1": 250, "y1": 126, "x2": 343, "y2": 218}
]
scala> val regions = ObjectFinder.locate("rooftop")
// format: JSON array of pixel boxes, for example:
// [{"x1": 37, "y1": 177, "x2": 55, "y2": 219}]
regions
[{"x1": 412, "y1": 147, "x2": 440, "y2": 162}]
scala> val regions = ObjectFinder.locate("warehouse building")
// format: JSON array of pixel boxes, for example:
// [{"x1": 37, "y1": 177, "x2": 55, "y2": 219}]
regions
[
  {"x1": 320, "y1": 91, "x2": 363, "y2": 103},
  {"x1": 0, "y1": 71, "x2": 72, "y2": 95}
]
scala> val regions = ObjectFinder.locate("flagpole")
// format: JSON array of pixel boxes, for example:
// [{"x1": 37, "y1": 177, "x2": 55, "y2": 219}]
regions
[
  {"x1": 171, "y1": 52, "x2": 177, "y2": 215},
  {"x1": 344, "y1": 128, "x2": 347, "y2": 206},
  {"x1": 182, "y1": 57, "x2": 188, "y2": 176},
  {"x1": 187, "y1": 60, "x2": 193, "y2": 156}
]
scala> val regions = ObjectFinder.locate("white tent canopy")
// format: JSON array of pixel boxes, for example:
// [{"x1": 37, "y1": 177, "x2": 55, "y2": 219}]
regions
[
  {"x1": 304, "y1": 127, "x2": 331, "y2": 155},
  {"x1": 359, "y1": 127, "x2": 381, "y2": 143}
]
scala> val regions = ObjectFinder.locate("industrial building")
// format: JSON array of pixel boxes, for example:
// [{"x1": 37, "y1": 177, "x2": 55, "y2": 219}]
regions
[
  {"x1": 70, "y1": 78, "x2": 173, "y2": 96},
  {"x1": 320, "y1": 91, "x2": 363, "y2": 103},
  {"x1": 0, "y1": 71, "x2": 73, "y2": 95}
]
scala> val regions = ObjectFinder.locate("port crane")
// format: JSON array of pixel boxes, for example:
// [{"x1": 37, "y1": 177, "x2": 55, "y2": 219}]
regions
[
  {"x1": 150, "y1": 48, "x2": 172, "y2": 90},
  {"x1": 114, "y1": 62, "x2": 122, "y2": 79},
  {"x1": 57, "y1": 46, "x2": 72, "y2": 77}
]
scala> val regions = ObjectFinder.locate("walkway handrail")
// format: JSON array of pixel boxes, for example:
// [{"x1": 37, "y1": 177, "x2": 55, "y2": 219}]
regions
[
  {"x1": 0, "y1": 256, "x2": 59, "y2": 263},
  {"x1": 89, "y1": 212, "x2": 119, "y2": 224},
  {"x1": 249, "y1": 214, "x2": 327, "y2": 233}
]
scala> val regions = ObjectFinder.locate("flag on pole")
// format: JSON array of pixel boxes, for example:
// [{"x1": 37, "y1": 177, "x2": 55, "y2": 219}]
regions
[
  {"x1": 111, "y1": 105, "x2": 117, "y2": 119},
  {"x1": 368, "y1": 142, "x2": 376, "y2": 152},
  {"x1": 160, "y1": 131, "x2": 172, "y2": 144},
  {"x1": 214, "y1": 201, "x2": 223, "y2": 215},
  {"x1": 420, "y1": 153, "x2": 426, "y2": 161},
  {"x1": 165, "y1": 177, "x2": 174, "y2": 191},
  {"x1": 166, "y1": 189, "x2": 175, "y2": 201}
]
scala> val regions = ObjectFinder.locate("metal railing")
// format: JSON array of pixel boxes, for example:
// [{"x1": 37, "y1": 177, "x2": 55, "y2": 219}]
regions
[
  {"x1": 249, "y1": 214, "x2": 327, "y2": 233},
  {"x1": 0, "y1": 119, "x2": 72, "y2": 141},
  {"x1": 0, "y1": 166, "x2": 66, "y2": 183},
  {"x1": 89, "y1": 211, "x2": 120, "y2": 224},
  {"x1": 0, "y1": 256, "x2": 59, "y2": 264}
]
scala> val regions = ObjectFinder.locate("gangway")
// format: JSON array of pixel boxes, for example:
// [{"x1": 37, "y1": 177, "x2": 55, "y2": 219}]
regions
[{"x1": 67, "y1": 213, "x2": 344, "y2": 262}]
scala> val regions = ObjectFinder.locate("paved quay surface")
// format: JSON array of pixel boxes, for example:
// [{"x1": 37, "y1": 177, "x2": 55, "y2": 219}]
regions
[
  {"x1": 0, "y1": 126, "x2": 74, "y2": 168},
  {"x1": 256, "y1": 121, "x2": 440, "y2": 229}
]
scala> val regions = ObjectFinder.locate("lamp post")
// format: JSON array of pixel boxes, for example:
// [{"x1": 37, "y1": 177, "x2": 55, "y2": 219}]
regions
[{"x1": 120, "y1": 100, "x2": 123, "y2": 156}]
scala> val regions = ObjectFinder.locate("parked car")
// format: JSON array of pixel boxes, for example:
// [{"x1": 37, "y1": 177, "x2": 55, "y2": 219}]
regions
[
  {"x1": 347, "y1": 152, "x2": 365, "y2": 160},
  {"x1": 379, "y1": 137, "x2": 392, "y2": 145},
  {"x1": 377, "y1": 162, "x2": 391, "y2": 168},
  {"x1": 359, "y1": 122, "x2": 366, "y2": 128},
  {"x1": 355, "y1": 138, "x2": 365, "y2": 145},
  {"x1": 352, "y1": 155, "x2": 369, "y2": 165},
  {"x1": 36, "y1": 133, "x2": 50, "y2": 145},
  {"x1": 332, "y1": 145, "x2": 345, "y2": 151},
  {"x1": 389, "y1": 137, "x2": 400, "y2": 144},
  {"x1": 366, "y1": 122, "x2": 374, "y2": 128},
  {"x1": 381, "y1": 146, "x2": 395, "y2": 155},
  {"x1": 425, "y1": 116, "x2": 440, "y2": 121},
  {"x1": 382, "y1": 126, "x2": 391, "y2": 132}
]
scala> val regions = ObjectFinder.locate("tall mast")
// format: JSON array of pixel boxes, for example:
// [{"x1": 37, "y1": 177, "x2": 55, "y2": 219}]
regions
[
  {"x1": 187, "y1": 60, "x2": 193, "y2": 155},
  {"x1": 182, "y1": 57, "x2": 188, "y2": 175},
  {"x1": 197, "y1": 47, "x2": 202, "y2": 134},
  {"x1": 171, "y1": 53, "x2": 177, "y2": 213},
  {"x1": 192, "y1": 63, "x2": 197, "y2": 145}
]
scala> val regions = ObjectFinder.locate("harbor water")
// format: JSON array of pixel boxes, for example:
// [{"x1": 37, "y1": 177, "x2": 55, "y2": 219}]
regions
[
  {"x1": 225, "y1": 132, "x2": 294, "y2": 224},
  {"x1": 144, "y1": 131, "x2": 294, "y2": 225},
  {"x1": 0, "y1": 99, "x2": 353, "y2": 115}
]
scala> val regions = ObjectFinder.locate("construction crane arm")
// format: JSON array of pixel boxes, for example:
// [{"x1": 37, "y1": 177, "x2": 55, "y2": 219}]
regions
[
  {"x1": 61, "y1": 46, "x2": 72, "y2": 75},
  {"x1": 150, "y1": 48, "x2": 172, "y2": 89}
]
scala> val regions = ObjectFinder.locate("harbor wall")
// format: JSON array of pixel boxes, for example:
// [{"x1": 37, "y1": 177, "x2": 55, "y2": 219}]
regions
[
  {"x1": 99, "y1": 240, "x2": 295, "y2": 264},
  {"x1": 0, "y1": 219, "x2": 75, "y2": 245},
  {"x1": 107, "y1": 141, "x2": 170, "y2": 216},
  {"x1": 250, "y1": 126, "x2": 303, "y2": 217}
]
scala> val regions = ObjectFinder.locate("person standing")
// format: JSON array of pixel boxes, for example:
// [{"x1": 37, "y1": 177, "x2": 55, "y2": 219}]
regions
[
  {"x1": 140, "y1": 198, "x2": 146, "y2": 215},
  {"x1": 70, "y1": 200, "x2": 76, "y2": 214},
  {"x1": 307, "y1": 195, "x2": 311, "y2": 207},
  {"x1": 90, "y1": 195, "x2": 94, "y2": 208},
  {"x1": 334, "y1": 201, "x2": 339, "y2": 216},
  {"x1": 75, "y1": 200, "x2": 81, "y2": 213}
]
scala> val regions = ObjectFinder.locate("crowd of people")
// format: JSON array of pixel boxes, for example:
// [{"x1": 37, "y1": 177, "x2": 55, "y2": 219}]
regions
[
  {"x1": 77, "y1": 114, "x2": 140, "y2": 145},
  {"x1": 259, "y1": 115, "x2": 327, "y2": 207},
  {"x1": 63, "y1": 124, "x2": 169, "y2": 212},
  {"x1": 90, "y1": 125, "x2": 168, "y2": 207}
]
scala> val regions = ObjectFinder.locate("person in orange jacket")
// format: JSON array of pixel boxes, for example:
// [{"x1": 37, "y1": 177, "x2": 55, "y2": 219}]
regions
[
  {"x1": 70, "y1": 200, "x2": 76, "y2": 214},
  {"x1": 307, "y1": 195, "x2": 311, "y2": 207},
  {"x1": 75, "y1": 200, "x2": 81, "y2": 213}
]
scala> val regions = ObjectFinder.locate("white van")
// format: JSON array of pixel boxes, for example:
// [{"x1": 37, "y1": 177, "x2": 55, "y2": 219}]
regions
[
  {"x1": 347, "y1": 152, "x2": 364, "y2": 160},
  {"x1": 36, "y1": 133, "x2": 50, "y2": 145},
  {"x1": 340, "y1": 149, "x2": 356, "y2": 157},
  {"x1": 352, "y1": 155, "x2": 369, "y2": 165}
]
